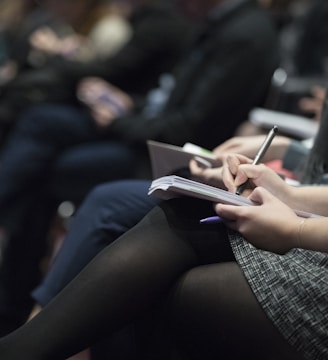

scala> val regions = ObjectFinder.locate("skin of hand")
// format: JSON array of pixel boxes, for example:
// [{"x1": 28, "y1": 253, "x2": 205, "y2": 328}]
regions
[
  {"x1": 29, "y1": 26, "x2": 62, "y2": 55},
  {"x1": 214, "y1": 153, "x2": 328, "y2": 254},
  {"x1": 214, "y1": 186, "x2": 300, "y2": 254},
  {"x1": 212, "y1": 135, "x2": 291, "y2": 163},
  {"x1": 189, "y1": 158, "x2": 224, "y2": 188},
  {"x1": 189, "y1": 143, "x2": 290, "y2": 192},
  {"x1": 57, "y1": 35, "x2": 84, "y2": 59},
  {"x1": 189, "y1": 134, "x2": 291, "y2": 188},
  {"x1": 298, "y1": 85, "x2": 327, "y2": 122},
  {"x1": 77, "y1": 77, "x2": 133, "y2": 127},
  {"x1": 0, "y1": 60, "x2": 17, "y2": 85},
  {"x1": 220, "y1": 153, "x2": 290, "y2": 200},
  {"x1": 215, "y1": 152, "x2": 302, "y2": 253},
  {"x1": 191, "y1": 153, "x2": 328, "y2": 253}
]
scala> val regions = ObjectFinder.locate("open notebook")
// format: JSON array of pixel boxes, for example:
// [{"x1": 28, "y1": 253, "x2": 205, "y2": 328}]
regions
[{"x1": 148, "y1": 175, "x2": 320, "y2": 219}]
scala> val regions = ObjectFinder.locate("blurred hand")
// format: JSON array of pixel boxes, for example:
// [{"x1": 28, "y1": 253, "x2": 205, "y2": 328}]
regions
[
  {"x1": 189, "y1": 158, "x2": 224, "y2": 188},
  {"x1": 30, "y1": 26, "x2": 85, "y2": 59},
  {"x1": 29, "y1": 26, "x2": 62, "y2": 55},
  {"x1": 77, "y1": 77, "x2": 133, "y2": 127},
  {"x1": 214, "y1": 186, "x2": 299, "y2": 254},
  {"x1": 0, "y1": 60, "x2": 17, "y2": 85},
  {"x1": 58, "y1": 35, "x2": 84, "y2": 59},
  {"x1": 213, "y1": 135, "x2": 290, "y2": 163},
  {"x1": 299, "y1": 85, "x2": 327, "y2": 121}
]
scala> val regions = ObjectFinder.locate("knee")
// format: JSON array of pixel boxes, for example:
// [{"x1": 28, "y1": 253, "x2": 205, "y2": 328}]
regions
[
  {"x1": 79, "y1": 180, "x2": 153, "y2": 232},
  {"x1": 85, "y1": 182, "x2": 126, "y2": 207},
  {"x1": 78, "y1": 182, "x2": 131, "y2": 224}
]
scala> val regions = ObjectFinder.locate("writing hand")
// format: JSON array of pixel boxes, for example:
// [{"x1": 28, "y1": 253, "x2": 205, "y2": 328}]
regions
[
  {"x1": 221, "y1": 153, "x2": 290, "y2": 200},
  {"x1": 215, "y1": 187, "x2": 299, "y2": 254}
]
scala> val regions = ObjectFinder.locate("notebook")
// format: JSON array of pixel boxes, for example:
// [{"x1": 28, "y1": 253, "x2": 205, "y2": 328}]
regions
[
  {"x1": 148, "y1": 175, "x2": 320, "y2": 219},
  {"x1": 147, "y1": 140, "x2": 220, "y2": 179}
]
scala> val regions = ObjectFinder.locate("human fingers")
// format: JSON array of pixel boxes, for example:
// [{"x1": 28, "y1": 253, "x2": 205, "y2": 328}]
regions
[
  {"x1": 221, "y1": 153, "x2": 252, "y2": 192},
  {"x1": 91, "y1": 104, "x2": 116, "y2": 127},
  {"x1": 189, "y1": 159, "x2": 223, "y2": 187},
  {"x1": 233, "y1": 163, "x2": 287, "y2": 198},
  {"x1": 298, "y1": 97, "x2": 322, "y2": 113},
  {"x1": 213, "y1": 136, "x2": 267, "y2": 160},
  {"x1": 215, "y1": 188, "x2": 298, "y2": 253},
  {"x1": 77, "y1": 78, "x2": 110, "y2": 105},
  {"x1": 311, "y1": 85, "x2": 326, "y2": 101}
]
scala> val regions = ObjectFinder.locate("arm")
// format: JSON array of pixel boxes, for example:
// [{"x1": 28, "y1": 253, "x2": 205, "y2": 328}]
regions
[
  {"x1": 45, "y1": 4, "x2": 191, "y2": 94},
  {"x1": 215, "y1": 186, "x2": 328, "y2": 254},
  {"x1": 213, "y1": 153, "x2": 328, "y2": 254},
  {"x1": 189, "y1": 133, "x2": 310, "y2": 187},
  {"x1": 220, "y1": 153, "x2": 328, "y2": 216},
  {"x1": 109, "y1": 33, "x2": 277, "y2": 146}
]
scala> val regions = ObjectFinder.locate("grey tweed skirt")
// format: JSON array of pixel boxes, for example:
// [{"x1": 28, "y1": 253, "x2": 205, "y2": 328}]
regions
[{"x1": 229, "y1": 230, "x2": 328, "y2": 360}]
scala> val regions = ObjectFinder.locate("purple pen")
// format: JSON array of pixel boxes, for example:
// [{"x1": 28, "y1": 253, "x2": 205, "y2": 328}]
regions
[{"x1": 199, "y1": 216, "x2": 222, "y2": 224}]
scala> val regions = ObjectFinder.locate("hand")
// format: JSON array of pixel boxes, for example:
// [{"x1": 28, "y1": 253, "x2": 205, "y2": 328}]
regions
[
  {"x1": 58, "y1": 35, "x2": 84, "y2": 59},
  {"x1": 213, "y1": 135, "x2": 290, "y2": 163},
  {"x1": 77, "y1": 77, "x2": 133, "y2": 127},
  {"x1": 0, "y1": 60, "x2": 17, "y2": 85},
  {"x1": 215, "y1": 187, "x2": 299, "y2": 254},
  {"x1": 298, "y1": 85, "x2": 326, "y2": 121},
  {"x1": 221, "y1": 153, "x2": 290, "y2": 200},
  {"x1": 189, "y1": 158, "x2": 224, "y2": 188},
  {"x1": 29, "y1": 26, "x2": 62, "y2": 55}
]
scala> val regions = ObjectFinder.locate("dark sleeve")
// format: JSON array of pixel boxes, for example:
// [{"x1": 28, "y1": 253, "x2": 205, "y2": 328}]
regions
[
  {"x1": 47, "y1": 9, "x2": 191, "y2": 94},
  {"x1": 294, "y1": 0, "x2": 328, "y2": 75}
]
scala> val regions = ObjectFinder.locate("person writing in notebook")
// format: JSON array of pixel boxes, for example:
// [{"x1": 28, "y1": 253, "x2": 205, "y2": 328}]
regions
[
  {"x1": 0, "y1": 143, "x2": 327, "y2": 359},
  {"x1": 29, "y1": 121, "x2": 317, "y2": 337}
]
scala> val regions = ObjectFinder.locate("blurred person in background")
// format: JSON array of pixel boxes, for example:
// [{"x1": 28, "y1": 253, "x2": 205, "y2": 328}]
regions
[
  {"x1": 0, "y1": 0, "x2": 136, "y2": 143},
  {"x1": 0, "y1": 0, "x2": 195, "y2": 336}
]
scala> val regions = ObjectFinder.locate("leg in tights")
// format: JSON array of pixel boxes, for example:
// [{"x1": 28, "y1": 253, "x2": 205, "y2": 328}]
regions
[
  {"x1": 0, "y1": 198, "x2": 233, "y2": 359},
  {"x1": 165, "y1": 263, "x2": 305, "y2": 360},
  {"x1": 32, "y1": 180, "x2": 159, "y2": 307}
]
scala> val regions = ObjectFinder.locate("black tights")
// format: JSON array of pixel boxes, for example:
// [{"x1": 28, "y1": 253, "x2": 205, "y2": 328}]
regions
[{"x1": 0, "y1": 199, "x2": 302, "y2": 359}]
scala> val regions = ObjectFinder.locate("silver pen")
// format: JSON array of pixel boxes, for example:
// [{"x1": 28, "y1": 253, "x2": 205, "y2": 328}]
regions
[{"x1": 236, "y1": 125, "x2": 278, "y2": 195}]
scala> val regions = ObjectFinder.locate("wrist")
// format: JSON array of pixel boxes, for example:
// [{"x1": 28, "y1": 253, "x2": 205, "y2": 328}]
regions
[{"x1": 296, "y1": 218, "x2": 307, "y2": 249}]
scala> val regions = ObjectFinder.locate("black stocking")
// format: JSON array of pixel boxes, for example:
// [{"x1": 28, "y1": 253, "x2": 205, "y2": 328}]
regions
[
  {"x1": 0, "y1": 198, "x2": 234, "y2": 360},
  {"x1": 165, "y1": 263, "x2": 305, "y2": 360}
]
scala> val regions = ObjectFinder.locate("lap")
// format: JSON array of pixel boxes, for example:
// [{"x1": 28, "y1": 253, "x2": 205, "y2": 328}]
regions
[{"x1": 166, "y1": 262, "x2": 303, "y2": 360}]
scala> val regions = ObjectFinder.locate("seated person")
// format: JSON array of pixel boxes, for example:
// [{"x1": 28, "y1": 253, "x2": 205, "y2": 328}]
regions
[
  {"x1": 0, "y1": 0, "x2": 279, "y2": 337},
  {"x1": 0, "y1": 150, "x2": 327, "y2": 359},
  {"x1": 31, "y1": 130, "x2": 312, "y2": 310},
  {"x1": 0, "y1": 0, "x2": 192, "y2": 143}
]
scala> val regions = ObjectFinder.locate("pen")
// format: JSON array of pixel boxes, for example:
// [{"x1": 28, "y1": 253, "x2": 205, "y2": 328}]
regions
[
  {"x1": 236, "y1": 125, "x2": 278, "y2": 195},
  {"x1": 199, "y1": 216, "x2": 222, "y2": 224},
  {"x1": 194, "y1": 156, "x2": 213, "y2": 169}
]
